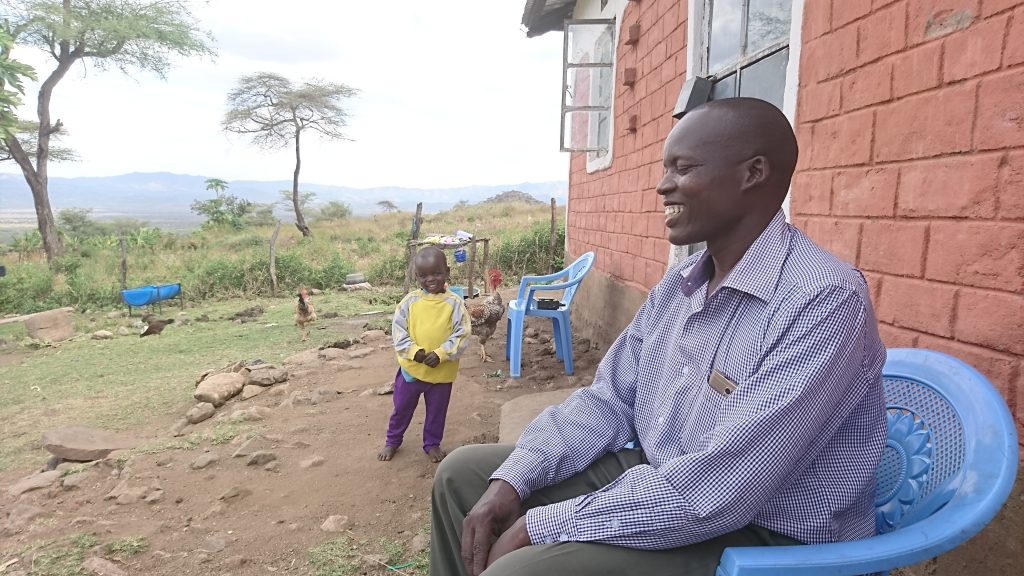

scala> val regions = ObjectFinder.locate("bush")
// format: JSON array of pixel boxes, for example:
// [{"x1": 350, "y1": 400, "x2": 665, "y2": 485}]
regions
[
  {"x1": 492, "y1": 221, "x2": 565, "y2": 279},
  {"x1": 367, "y1": 252, "x2": 408, "y2": 286}
]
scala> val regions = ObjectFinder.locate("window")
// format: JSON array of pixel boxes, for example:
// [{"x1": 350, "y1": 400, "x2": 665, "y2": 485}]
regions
[
  {"x1": 703, "y1": 0, "x2": 792, "y2": 109},
  {"x1": 560, "y1": 19, "x2": 615, "y2": 155}
]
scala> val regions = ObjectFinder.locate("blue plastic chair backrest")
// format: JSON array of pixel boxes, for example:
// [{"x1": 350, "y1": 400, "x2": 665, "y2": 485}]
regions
[
  {"x1": 560, "y1": 252, "x2": 595, "y2": 305},
  {"x1": 875, "y1": 362, "x2": 967, "y2": 534}
]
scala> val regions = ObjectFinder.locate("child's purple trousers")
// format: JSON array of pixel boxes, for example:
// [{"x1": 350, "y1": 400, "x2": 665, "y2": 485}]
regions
[{"x1": 384, "y1": 368, "x2": 452, "y2": 452}]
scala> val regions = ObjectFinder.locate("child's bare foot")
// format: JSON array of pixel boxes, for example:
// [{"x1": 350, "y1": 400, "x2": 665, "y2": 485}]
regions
[
  {"x1": 426, "y1": 447, "x2": 446, "y2": 463},
  {"x1": 378, "y1": 445, "x2": 398, "y2": 461}
]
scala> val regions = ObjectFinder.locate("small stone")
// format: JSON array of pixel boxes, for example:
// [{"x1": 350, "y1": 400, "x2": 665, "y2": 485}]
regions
[
  {"x1": 91, "y1": 330, "x2": 115, "y2": 340},
  {"x1": 287, "y1": 425, "x2": 310, "y2": 434},
  {"x1": 288, "y1": 523, "x2": 299, "y2": 531},
  {"x1": 82, "y1": 556, "x2": 126, "y2": 576},
  {"x1": 218, "y1": 486, "x2": 252, "y2": 502},
  {"x1": 6, "y1": 470, "x2": 61, "y2": 497},
  {"x1": 241, "y1": 385, "x2": 266, "y2": 400},
  {"x1": 265, "y1": 384, "x2": 291, "y2": 397},
  {"x1": 376, "y1": 382, "x2": 395, "y2": 395},
  {"x1": 168, "y1": 418, "x2": 190, "y2": 437},
  {"x1": 200, "y1": 503, "x2": 225, "y2": 519},
  {"x1": 106, "y1": 311, "x2": 124, "y2": 319},
  {"x1": 279, "y1": 391, "x2": 313, "y2": 408},
  {"x1": 320, "y1": 515, "x2": 349, "y2": 532},
  {"x1": 310, "y1": 388, "x2": 339, "y2": 405},
  {"x1": 155, "y1": 454, "x2": 173, "y2": 467},
  {"x1": 247, "y1": 451, "x2": 277, "y2": 466},
  {"x1": 360, "y1": 329, "x2": 387, "y2": 341},
  {"x1": 523, "y1": 337, "x2": 539, "y2": 345},
  {"x1": 347, "y1": 347, "x2": 374, "y2": 359},
  {"x1": 525, "y1": 327, "x2": 539, "y2": 338},
  {"x1": 263, "y1": 460, "x2": 281, "y2": 472},
  {"x1": 116, "y1": 487, "x2": 149, "y2": 505},
  {"x1": 116, "y1": 326, "x2": 131, "y2": 337},
  {"x1": 190, "y1": 453, "x2": 219, "y2": 470},
  {"x1": 231, "y1": 436, "x2": 267, "y2": 458},
  {"x1": 299, "y1": 456, "x2": 325, "y2": 468},
  {"x1": 144, "y1": 489, "x2": 164, "y2": 504},
  {"x1": 539, "y1": 334, "x2": 552, "y2": 344},
  {"x1": 287, "y1": 440, "x2": 311, "y2": 449},
  {"x1": 203, "y1": 533, "x2": 228, "y2": 553},
  {"x1": 410, "y1": 532, "x2": 430, "y2": 554},
  {"x1": 224, "y1": 555, "x2": 248, "y2": 568},
  {"x1": 186, "y1": 402, "x2": 216, "y2": 424},
  {"x1": 318, "y1": 348, "x2": 347, "y2": 362},
  {"x1": 62, "y1": 471, "x2": 90, "y2": 489},
  {"x1": 231, "y1": 406, "x2": 272, "y2": 422}
]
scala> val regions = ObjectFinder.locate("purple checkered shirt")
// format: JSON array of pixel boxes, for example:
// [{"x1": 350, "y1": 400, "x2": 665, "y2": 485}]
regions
[{"x1": 492, "y1": 210, "x2": 887, "y2": 549}]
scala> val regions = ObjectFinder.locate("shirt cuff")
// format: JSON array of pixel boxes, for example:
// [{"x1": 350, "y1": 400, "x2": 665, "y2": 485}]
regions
[
  {"x1": 525, "y1": 499, "x2": 579, "y2": 545},
  {"x1": 432, "y1": 348, "x2": 449, "y2": 363},
  {"x1": 489, "y1": 448, "x2": 548, "y2": 501}
]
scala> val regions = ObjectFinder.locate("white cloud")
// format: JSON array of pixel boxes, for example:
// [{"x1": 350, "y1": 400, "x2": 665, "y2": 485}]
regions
[{"x1": 2, "y1": 0, "x2": 569, "y2": 189}]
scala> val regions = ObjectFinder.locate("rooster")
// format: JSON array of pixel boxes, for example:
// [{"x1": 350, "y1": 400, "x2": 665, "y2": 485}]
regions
[
  {"x1": 295, "y1": 288, "x2": 317, "y2": 341},
  {"x1": 467, "y1": 269, "x2": 505, "y2": 362},
  {"x1": 140, "y1": 318, "x2": 173, "y2": 337}
]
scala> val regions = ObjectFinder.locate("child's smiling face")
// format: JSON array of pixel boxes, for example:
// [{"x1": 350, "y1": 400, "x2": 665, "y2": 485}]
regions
[{"x1": 414, "y1": 252, "x2": 449, "y2": 294}]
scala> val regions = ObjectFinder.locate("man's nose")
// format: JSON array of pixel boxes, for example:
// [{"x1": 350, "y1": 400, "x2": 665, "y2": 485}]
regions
[{"x1": 655, "y1": 172, "x2": 672, "y2": 196}]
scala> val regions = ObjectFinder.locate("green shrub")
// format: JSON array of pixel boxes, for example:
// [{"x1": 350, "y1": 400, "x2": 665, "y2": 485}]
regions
[
  {"x1": 367, "y1": 253, "x2": 408, "y2": 286},
  {"x1": 492, "y1": 221, "x2": 565, "y2": 279}
]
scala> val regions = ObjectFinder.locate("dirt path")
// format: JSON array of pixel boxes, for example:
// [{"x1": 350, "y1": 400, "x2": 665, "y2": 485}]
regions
[{"x1": 0, "y1": 311, "x2": 601, "y2": 575}]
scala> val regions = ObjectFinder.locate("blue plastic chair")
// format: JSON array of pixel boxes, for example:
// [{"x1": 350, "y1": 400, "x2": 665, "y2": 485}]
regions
[
  {"x1": 505, "y1": 252, "x2": 595, "y2": 379},
  {"x1": 714, "y1": 348, "x2": 1019, "y2": 576}
]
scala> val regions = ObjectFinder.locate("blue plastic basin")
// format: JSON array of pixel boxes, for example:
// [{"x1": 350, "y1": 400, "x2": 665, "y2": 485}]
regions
[{"x1": 120, "y1": 283, "x2": 181, "y2": 307}]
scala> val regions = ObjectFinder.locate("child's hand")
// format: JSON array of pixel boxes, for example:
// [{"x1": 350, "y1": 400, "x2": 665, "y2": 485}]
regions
[
  {"x1": 423, "y1": 352, "x2": 441, "y2": 368},
  {"x1": 414, "y1": 349, "x2": 427, "y2": 363}
]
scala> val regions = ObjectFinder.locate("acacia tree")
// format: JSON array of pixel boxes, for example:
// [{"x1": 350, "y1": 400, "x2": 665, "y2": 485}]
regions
[
  {"x1": 204, "y1": 177, "x2": 228, "y2": 195},
  {"x1": 0, "y1": 28, "x2": 35, "y2": 139},
  {"x1": 0, "y1": 0, "x2": 214, "y2": 262},
  {"x1": 222, "y1": 72, "x2": 357, "y2": 237},
  {"x1": 376, "y1": 200, "x2": 399, "y2": 213}
]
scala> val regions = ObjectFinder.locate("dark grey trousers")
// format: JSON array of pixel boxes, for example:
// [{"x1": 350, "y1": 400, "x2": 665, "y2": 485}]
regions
[{"x1": 431, "y1": 444, "x2": 800, "y2": 576}]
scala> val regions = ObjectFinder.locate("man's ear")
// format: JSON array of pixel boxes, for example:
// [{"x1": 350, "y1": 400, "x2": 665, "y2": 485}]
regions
[{"x1": 741, "y1": 155, "x2": 770, "y2": 191}]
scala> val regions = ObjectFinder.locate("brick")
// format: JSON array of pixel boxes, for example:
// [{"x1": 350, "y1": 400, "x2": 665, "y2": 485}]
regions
[
  {"x1": 802, "y1": 217, "x2": 862, "y2": 264},
  {"x1": 926, "y1": 221, "x2": 1024, "y2": 291},
  {"x1": 645, "y1": 258, "x2": 665, "y2": 288},
  {"x1": 811, "y1": 110, "x2": 874, "y2": 168},
  {"x1": 1007, "y1": 6, "x2": 1024, "y2": 65},
  {"x1": 795, "y1": 124, "x2": 814, "y2": 172},
  {"x1": 834, "y1": 0, "x2": 873, "y2": 27},
  {"x1": 955, "y1": 288, "x2": 1024, "y2": 354},
  {"x1": 891, "y1": 43, "x2": 943, "y2": 97},
  {"x1": 878, "y1": 277, "x2": 957, "y2": 336},
  {"x1": 942, "y1": 15, "x2": 1008, "y2": 82},
  {"x1": 858, "y1": 2, "x2": 908, "y2": 63},
  {"x1": 791, "y1": 171, "x2": 833, "y2": 215},
  {"x1": 864, "y1": 271, "x2": 884, "y2": 303},
  {"x1": 804, "y1": 0, "x2": 832, "y2": 39},
  {"x1": 916, "y1": 334, "x2": 1019, "y2": 399},
  {"x1": 832, "y1": 167, "x2": 898, "y2": 216},
  {"x1": 976, "y1": 71, "x2": 1024, "y2": 150},
  {"x1": 798, "y1": 79, "x2": 842, "y2": 122},
  {"x1": 1000, "y1": 151, "x2": 1024, "y2": 219},
  {"x1": 874, "y1": 82, "x2": 975, "y2": 161},
  {"x1": 878, "y1": 323, "x2": 921, "y2": 347},
  {"x1": 898, "y1": 154, "x2": 1000, "y2": 218},
  {"x1": 908, "y1": 0, "x2": 981, "y2": 45},
  {"x1": 842, "y1": 60, "x2": 893, "y2": 111},
  {"x1": 805, "y1": 25, "x2": 858, "y2": 83},
  {"x1": 982, "y1": 0, "x2": 1021, "y2": 16},
  {"x1": 860, "y1": 220, "x2": 929, "y2": 276}
]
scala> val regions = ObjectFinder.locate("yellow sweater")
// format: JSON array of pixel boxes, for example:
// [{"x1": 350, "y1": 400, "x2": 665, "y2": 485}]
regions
[{"x1": 392, "y1": 289, "x2": 471, "y2": 383}]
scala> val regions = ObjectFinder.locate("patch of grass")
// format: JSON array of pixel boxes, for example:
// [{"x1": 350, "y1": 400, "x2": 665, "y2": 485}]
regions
[
  {"x1": 205, "y1": 420, "x2": 251, "y2": 445},
  {"x1": 379, "y1": 538, "x2": 405, "y2": 566},
  {"x1": 0, "y1": 291, "x2": 378, "y2": 472},
  {"x1": 106, "y1": 536, "x2": 147, "y2": 557},
  {"x1": 24, "y1": 533, "x2": 98, "y2": 576},
  {"x1": 308, "y1": 537, "x2": 359, "y2": 576}
]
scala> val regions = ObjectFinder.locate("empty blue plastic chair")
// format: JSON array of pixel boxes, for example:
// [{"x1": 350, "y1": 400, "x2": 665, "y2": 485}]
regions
[
  {"x1": 714, "y1": 348, "x2": 1018, "y2": 576},
  {"x1": 505, "y1": 252, "x2": 595, "y2": 379}
]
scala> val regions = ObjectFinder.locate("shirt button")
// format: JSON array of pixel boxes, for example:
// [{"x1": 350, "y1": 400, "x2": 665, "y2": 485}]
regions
[
  {"x1": 658, "y1": 417, "x2": 665, "y2": 424},
  {"x1": 559, "y1": 534, "x2": 570, "y2": 542},
  {"x1": 609, "y1": 519, "x2": 620, "y2": 530},
  {"x1": 682, "y1": 365, "x2": 691, "y2": 376}
]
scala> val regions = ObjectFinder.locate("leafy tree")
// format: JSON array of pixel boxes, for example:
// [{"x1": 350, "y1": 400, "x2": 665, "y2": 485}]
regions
[
  {"x1": 190, "y1": 194, "x2": 253, "y2": 229},
  {"x1": 204, "y1": 177, "x2": 229, "y2": 195},
  {"x1": 0, "y1": 120, "x2": 79, "y2": 163},
  {"x1": 314, "y1": 200, "x2": 352, "y2": 221},
  {"x1": 278, "y1": 189, "x2": 316, "y2": 211},
  {"x1": 222, "y1": 72, "x2": 357, "y2": 238},
  {"x1": 377, "y1": 200, "x2": 399, "y2": 213},
  {"x1": 56, "y1": 207, "x2": 106, "y2": 239},
  {"x1": 0, "y1": 0, "x2": 215, "y2": 262},
  {"x1": 0, "y1": 27, "x2": 35, "y2": 140},
  {"x1": 243, "y1": 202, "x2": 277, "y2": 227}
]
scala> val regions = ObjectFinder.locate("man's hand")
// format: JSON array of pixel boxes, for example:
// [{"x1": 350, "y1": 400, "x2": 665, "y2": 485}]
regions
[
  {"x1": 462, "y1": 480, "x2": 522, "y2": 576},
  {"x1": 486, "y1": 516, "x2": 531, "y2": 568},
  {"x1": 423, "y1": 351, "x2": 441, "y2": 368},
  {"x1": 414, "y1": 349, "x2": 427, "y2": 363}
]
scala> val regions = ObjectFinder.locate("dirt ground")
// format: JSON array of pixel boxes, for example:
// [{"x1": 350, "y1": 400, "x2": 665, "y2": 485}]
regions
[{"x1": 0, "y1": 307, "x2": 601, "y2": 575}]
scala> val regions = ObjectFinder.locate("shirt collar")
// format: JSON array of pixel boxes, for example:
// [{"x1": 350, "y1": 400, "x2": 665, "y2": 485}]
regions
[{"x1": 679, "y1": 210, "x2": 791, "y2": 302}]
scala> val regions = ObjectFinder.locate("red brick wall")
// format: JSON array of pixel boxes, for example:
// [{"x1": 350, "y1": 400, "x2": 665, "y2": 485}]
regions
[
  {"x1": 792, "y1": 0, "x2": 1024, "y2": 437},
  {"x1": 565, "y1": 0, "x2": 686, "y2": 290}
]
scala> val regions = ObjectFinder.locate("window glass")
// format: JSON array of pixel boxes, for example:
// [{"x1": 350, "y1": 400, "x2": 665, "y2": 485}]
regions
[
  {"x1": 747, "y1": 0, "x2": 792, "y2": 55},
  {"x1": 738, "y1": 48, "x2": 789, "y2": 109},
  {"x1": 711, "y1": 73, "x2": 737, "y2": 100},
  {"x1": 708, "y1": 0, "x2": 743, "y2": 73}
]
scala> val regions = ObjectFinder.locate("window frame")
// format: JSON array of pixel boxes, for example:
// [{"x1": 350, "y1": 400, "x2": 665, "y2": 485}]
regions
[{"x1": 559, "y1": 18, "x2": 617, "y2": 154}]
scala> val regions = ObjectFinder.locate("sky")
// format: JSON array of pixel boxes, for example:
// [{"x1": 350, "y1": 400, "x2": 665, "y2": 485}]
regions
[{"x1": 1, "y1": 1, "x2": 569, "y2": 189}]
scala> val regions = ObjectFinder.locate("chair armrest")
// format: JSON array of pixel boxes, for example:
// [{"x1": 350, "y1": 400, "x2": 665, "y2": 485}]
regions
[
  {"x1": 516, "y1": 272, "x2": 569, "y2": 302},
  {"x1": 716, "y1": 509, "x2": 992, "y2": 576}
]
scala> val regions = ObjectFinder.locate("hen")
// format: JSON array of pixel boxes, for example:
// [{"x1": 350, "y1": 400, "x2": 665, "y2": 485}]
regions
[
  {"x1": 467, "y1": 269, "x2": 504, "y2": 362},
  {"x1": 295, "y1": 288, "x2": 317, "y2": 341},
  {"x1": 140, "y1": 318, "x2": 173, "y2": 337}
]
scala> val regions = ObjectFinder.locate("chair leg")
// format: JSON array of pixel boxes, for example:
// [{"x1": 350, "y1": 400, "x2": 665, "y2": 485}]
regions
[
  {"x1": 551, "y1": 318, "x2": 563, "y2": 360},
  {"x1": 559, "y1": 313, "x2": 574, "y2": 376},
  {"x1": 508, "y1": 312, "x2": 526, "y2": 379},
  {"x1": 505, "y1": 316, "x2": 512, "y2": 361}
]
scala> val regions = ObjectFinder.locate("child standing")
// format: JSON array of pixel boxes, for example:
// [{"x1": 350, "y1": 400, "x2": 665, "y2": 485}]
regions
[{"x1": 378, "y1": 247, "x2": 471, "y2": 463}]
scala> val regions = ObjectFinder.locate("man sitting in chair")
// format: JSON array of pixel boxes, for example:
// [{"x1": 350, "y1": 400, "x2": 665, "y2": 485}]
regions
[{"x1": 430, "y1": 98, "x2": 887, "y2": 576}]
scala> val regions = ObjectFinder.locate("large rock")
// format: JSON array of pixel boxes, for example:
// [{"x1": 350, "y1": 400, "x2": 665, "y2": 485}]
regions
[
  {"x1": 6, "y1": 470, "x2": 61, "y2": 497},
  {"x1": 194, "y1": 372, "x2": 246, "y2": 407},
  {"x1": 244, "y1": 368, "x2": 288, "y2": 387},
  {"x1": 91, "y1": 330, "x2": 114, "y2": 340},
  {"x1": 42, "y1": 426, "x2": 139, "y2": 461},
  {"x1": 285, "y1": 349, "x2": 320, "y2": 366},
  {"x1": 186, "y1": 402, "x2": 216, "y2": 424},
  {"x1": 24, "y1": 308, "x2": 74, "y2": 342},
  {"x1": 498, "y1": 389, "x2": 577, "y2": 444},
  {"x1": 318, "y1": 348, "x2": 347, "y2": 362},
  {"x1": 241, "y1": 385, "x2": 266, "y2": 400}
]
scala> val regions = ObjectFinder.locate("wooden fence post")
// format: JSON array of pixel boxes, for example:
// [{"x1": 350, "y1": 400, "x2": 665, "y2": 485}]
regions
[
  {"x1": 119, "y1": 234, "x2": 128, "y2": 291},
  {"x1": 549, "y1": 198, "x2": 557, "y2": 273},
  {"x1": 404, "y1": 203, "x2": 423, "y2": 292},
  {"x1": 269, "y1": 222, "x2": 282, "y2": 297}
]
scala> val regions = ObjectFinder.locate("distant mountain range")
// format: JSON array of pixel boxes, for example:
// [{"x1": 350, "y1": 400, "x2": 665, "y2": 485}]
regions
[{"x1": 0, "y1": 172, "x2": 568, "y2": 228}]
